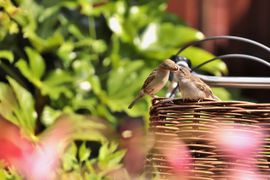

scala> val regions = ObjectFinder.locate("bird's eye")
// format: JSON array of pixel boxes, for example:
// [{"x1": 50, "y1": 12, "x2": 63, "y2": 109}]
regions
[{"x1": 180, "y1": 68, "x2": 185, "y2": 73}]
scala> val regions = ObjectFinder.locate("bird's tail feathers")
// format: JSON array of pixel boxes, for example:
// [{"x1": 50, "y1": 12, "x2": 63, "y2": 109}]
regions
[
  {"x1": 128, "y1": 93, "x2": 144, "y2": 109},
  {"x1": 213, "y1": 95, "x2": 220, "y2": 101}
]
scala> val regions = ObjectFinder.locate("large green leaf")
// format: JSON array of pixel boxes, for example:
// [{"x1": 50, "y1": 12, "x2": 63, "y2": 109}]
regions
[
  {"x1": 181, "y1": 47, "x2": 228, "y2": 75},
  {"x1": 7, "y1": 77, "x2": 36, "y2": 134},
  {"x1": 158, "y1": 23, "x2": 204, "y2": 47},
  {"x1": 107, "y1": 60, "x2": 145, "y2": 96},
  {"x1": 136, "y1": 22, "x2": 204, "y2": 51},
  {"x1": 0, "y1": 78, "x2": 36, "y2": 135},
  {"x1": 0, "y1": 82, "x2": 20, "y2": 126}
]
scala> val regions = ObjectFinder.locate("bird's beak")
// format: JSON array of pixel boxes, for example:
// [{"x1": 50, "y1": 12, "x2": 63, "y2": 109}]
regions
[{"x1": 172, "y1": 65, "x2": 179, "y2": 71}]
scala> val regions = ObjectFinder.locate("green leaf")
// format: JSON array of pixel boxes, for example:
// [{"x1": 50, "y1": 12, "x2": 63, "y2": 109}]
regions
[
  {"x1": 68, "y1": 24, "x2": 85, "y2": 40},
  {"x1": 136, "y1": 22, "x2": 159, "y2": 50},
  {"x1": 79, "y1": 142, "x2": 91, "y2": 163},
  {"x1": 92, "y1": 40, "x2": 107, "y2": 54},
  {"x1": 25, "y1": 30, "x2": 64, "y2": 52},
  {"x1": 25, "y1": 47, "x2": 46, "y2": 79},
  {"x1": 41, "y1": 106, "x2": 61, "y2": 126},
  {"x1": 0, "y1": 78, "x2": 36, "y2": 136},
  {"x1": 108, "y1": 16, "x2": 123, "y2": 34},
  {"x1": 9, "y1": 21, "x2": 19, "y2": 34},
  {"x1": 181, "y1": 47, "x2": 228, "y2": 75},
  {"x1": 98, "y1": 142, "x2": 109, "y2": 161},
  {"x1": 0, "y1": 50, "x2": 14, "y2": 63},
  {"x1": 96, "y1": 105, "x2": 116, "y2": 124},
  {"x1": 0, "y1": 82, "x2": 20, "y2": 126},
  {"x1": 107, "y1": 60, "x2": 145, "y2": 96},
  {"x1": 107, "y1": 62, "x2": 152, "y2": 116},
  {"x1": 62, "y1": 143, "x2": 79, "y2": 171},
  {"x1": 43, "y1": 69, "x2": 73, "y2": 86},
  {"x1": 7, "y1": 77, "x2": 36, "y2": 134},
  {"x1": 0, "y1": 167, "x2": 21, "y2": 180},
  {"x1": 88, "y1": 75, "x2": 102, "y2": 95},
  {"x1": 212, "y1": 88, "x2": 231, "y2": 101},
  {"x1": 42, "y1": 69, "x2": 74, "y2": 99},
  {"x1": 158, "y1": 23, "x2": 204, "y2": 47},
  {"x1": 0, "y1": 169, "x2": 7, "y2": 179},
  {"x1": 57, "y1": 41, "x2": 75, "y2": 66},
  {"x1": 98, "y1": 141, "x2": 125, "y2": 171},
  {"x1": 136, "y1": 22, "x2": 204, "y2": 51},
  {"x1": 38, "y1": 5, "x2": 60, "y2": 22},
  {"x1": 106, "y1": 149, "x2": 125, "y2": 167},
  {"x1": 15, "y1": 58, "x2": 42, "y2": 88}
]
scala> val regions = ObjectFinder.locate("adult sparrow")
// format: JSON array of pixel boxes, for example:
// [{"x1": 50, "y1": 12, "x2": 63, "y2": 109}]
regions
[
  {"x1": 128, "y1": 59, "x2": 179, "y2": 109},
  {"x1": 175, "y1": 66, "x2": 219, "y2": 101}
]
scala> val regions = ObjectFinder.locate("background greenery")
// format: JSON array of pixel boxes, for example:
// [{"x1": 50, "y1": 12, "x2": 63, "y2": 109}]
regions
[{"x1": 0, "y1": 0, "x2": 228, "y2": 179}]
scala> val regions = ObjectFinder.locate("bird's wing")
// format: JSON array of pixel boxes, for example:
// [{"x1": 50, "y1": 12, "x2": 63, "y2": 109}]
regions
[
  {"x1": 192, "y1": 76, "x2": 214, "y2": 97},
  {"x1": 142, "y1": 69, "x2": 157, "y2": 89}
]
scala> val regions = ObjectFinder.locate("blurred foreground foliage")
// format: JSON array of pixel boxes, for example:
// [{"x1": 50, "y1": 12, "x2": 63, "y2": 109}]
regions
[{"x1": 0, "y1": 0, "x2": 228, "y2": 179}]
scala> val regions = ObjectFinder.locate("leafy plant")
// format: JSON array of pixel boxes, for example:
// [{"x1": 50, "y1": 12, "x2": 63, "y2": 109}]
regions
[{"x1": 0, "y1": 0, "x2": 228, "y2": 179}]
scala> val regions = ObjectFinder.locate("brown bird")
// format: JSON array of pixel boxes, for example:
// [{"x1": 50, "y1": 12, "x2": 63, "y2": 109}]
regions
[
  {"x1": 174, "y1": 66, "x2": 219, "y2": 101},
  {"x1": 128, "y1": 59, "x2": 179, "y2": 109}
]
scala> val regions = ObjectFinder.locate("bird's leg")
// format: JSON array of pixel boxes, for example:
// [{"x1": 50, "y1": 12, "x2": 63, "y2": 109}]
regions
[
  {"x1": 159, "y1": 96, "x2": 174, "y2": 104},
  {"x1": 151, "y1": 95, "x2": 160, "y2": 105}
]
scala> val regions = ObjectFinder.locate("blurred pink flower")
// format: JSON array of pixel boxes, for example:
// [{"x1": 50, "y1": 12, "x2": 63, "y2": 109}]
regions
[
  {"x1": 161, "y1": 139, "x2": 192, "y2": 177},
  {"x1": 228, "y1": 167, "x2": 267, "y2": 180},
  {"x1": 0, "y1": 116, "x2": 73, "y2": 180},
  {"x1": 0, "y1": 119, "x2": 34, "y2": 168},
  {"x1": 213, "y1": 125, "x2": 263, "y2": 160}
]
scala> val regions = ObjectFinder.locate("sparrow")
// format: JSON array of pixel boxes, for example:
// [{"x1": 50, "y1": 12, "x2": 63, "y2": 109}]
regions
[
  {"x1": 166, "y1": 55, "x2": 191, "y2": 98},
  {"x1": 128, "y1": 59, "x2": 179, "y2": 109},
  {"x1": 174, "y1": 66, "x2": 219, "y2": 101}
]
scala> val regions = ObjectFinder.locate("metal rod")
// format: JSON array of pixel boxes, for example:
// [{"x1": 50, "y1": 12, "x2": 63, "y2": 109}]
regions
[{"x1": 193, "y1": 72, "x2": 270, "y2": 89}]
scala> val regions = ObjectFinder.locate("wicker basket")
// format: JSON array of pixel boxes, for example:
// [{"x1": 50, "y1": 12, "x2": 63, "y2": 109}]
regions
[{"x1": 145, "y1": 98, "x2": 270, "y2": 179}]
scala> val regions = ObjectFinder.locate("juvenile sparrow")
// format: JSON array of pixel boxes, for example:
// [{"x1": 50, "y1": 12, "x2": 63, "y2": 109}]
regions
[
  {"x1": 128, "y1": 59, "x2": 179, "y2": 109},
  {"x1": 175, "y1": 66, "x2": 219, "y2": 101}
]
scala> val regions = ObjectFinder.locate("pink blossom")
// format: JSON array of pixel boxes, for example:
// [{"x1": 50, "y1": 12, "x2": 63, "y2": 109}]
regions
[
  {"x1": 160, "y1": 139, "x2": 192, "y2": 177},
  {"x1": 0, "y1": 116, "x2": 73, "y2": 180},
  {"x1": 228, "y1": 167, "x2": 267, "y2": 180},
  {"x1": 213, "y1": 125, "x2": 263, "y2": 160}
]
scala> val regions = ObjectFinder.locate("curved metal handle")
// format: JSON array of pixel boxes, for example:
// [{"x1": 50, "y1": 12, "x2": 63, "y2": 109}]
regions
[
  {"x1": 176, "y1": 35, "x2": 270, "y2": 55},
  {"x1": 191, "y1": 54, "x2": 270, "y2": 72}
]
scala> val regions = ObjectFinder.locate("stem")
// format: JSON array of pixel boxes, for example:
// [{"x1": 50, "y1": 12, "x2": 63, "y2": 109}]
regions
[
  {"x1": 89, "y1": 16, "x2": 96, "y2": 39},
  {"x1": 88, "y1": 16, "x2": 99, "y2": 61},
  {"x1": 0, "y1": 62, "x2": 26, "y2": 86}
]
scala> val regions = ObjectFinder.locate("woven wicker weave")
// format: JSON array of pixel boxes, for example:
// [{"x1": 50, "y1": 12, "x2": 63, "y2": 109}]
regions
[{"x1": 145, "y1": 98, "x2": 270, "y2": 179}]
